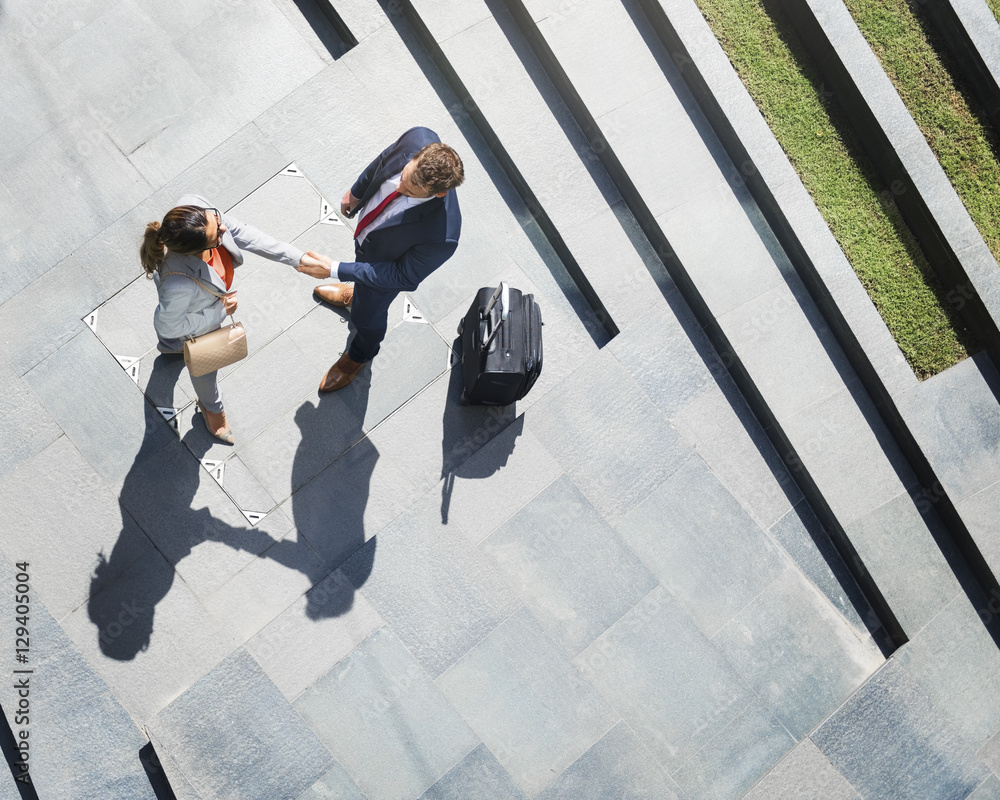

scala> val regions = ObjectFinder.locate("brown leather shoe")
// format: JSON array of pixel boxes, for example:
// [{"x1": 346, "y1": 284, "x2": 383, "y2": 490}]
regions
[
  {"x1": 319, "y1": 352, "x2": 366, "y2": 393},
  {"x1": 314, "y1": 283, "x2": 354, "y2": 308}
]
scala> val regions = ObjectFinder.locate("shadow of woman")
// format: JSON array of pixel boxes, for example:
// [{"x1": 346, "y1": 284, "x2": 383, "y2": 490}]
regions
[
  {"x1": 90, "y1": 350, "x2": 380, "y2": 660},
  {"x1": 89, "y1": 356, "x2": 289, "y2": 660}
]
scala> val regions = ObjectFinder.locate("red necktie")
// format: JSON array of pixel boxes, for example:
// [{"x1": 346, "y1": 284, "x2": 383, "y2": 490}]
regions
[{"x1": 354, "y1": 190, "x2": 401, "y2": 239}]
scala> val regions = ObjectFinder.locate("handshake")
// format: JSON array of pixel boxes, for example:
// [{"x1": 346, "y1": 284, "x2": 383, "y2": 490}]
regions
[{"x1": 296, "y1": 251, "x2": 335, "y2": 280}]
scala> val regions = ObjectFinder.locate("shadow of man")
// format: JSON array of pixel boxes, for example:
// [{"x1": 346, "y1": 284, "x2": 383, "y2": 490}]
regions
[
  {"x1": 286, "y1": 365, "x2": 377, "y2": 619},
  {"x1": 439, "y1": 352, "x2": 522, "y2": 524}
]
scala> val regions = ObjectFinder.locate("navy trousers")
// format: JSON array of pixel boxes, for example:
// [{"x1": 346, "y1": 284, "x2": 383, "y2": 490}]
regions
[{"x1": 347, "y1": 283, "x2": 398, "y2": 363}]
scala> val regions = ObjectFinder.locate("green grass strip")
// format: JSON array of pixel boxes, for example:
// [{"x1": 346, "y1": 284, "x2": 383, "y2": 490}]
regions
[
  {"x1": 694, "y1": 0, "x2": 973, "y2": 378},
  {"x1": 846, "y1": 0, "x2": 1000, "y2": 268},
  {"x1": 987, "y1": 0, "x2": 1000, "y2": 25}
]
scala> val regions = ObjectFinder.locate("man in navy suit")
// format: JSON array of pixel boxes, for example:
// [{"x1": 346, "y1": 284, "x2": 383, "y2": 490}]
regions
[{"x1": 302, "y1": 127, "x2": 464, "y2": 392}]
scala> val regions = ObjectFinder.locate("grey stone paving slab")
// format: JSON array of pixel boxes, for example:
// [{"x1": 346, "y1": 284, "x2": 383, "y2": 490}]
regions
[
  {"x1": 714, "y1": 281, "x2": 851, "y2": 420},
  {"x1": 0, "y1": 566, "x2": 156, "y2": 800},
  {"x1": 90, "y1": 274, "x2": 162, "y2": 359},
  {"x1": 780, "y1": 382, "x2": 914, "y2": 526},
  {"x1": 714, "y1": 568, "x2": 882, "y2": 741},
  {"x1": 769, "y1": 502, "x2": 880, "y2": 649},
  {"x1": 959, "y1": 480, "x2": 1000, "y2": 568},
  {"x1": 228, "y1": 259, "x2": 323, "y2": 338},
  {"x1": 616, "y1": 456, "x2": 785, "y2": 637},
  {"x1": 0, "y1": 114, "x2": 152, "y2": 301},
  {"x1": 574, "y1": 585, "x2": 752, "y2": 773},
  {"x1": 295, "y1": 627, "x2": 479, "y2": 800},
  {"x1": 2, "y1": 0, "x2": 122, "y2": 53},
  {"x1": 534, "y1": 0, "x2": 665, "y2": 117},
  {"x1": 446, "y1": 419, "x2": 562, "y2": 540},
  {"x1": 608, "y1": 298, "x2": 716, "y2": 418},
  {"x1": 215, "y1": 454, "x2": 274, "y2": 514},
  {"x1": 134, "y1": 0, "x2": 231, "y2": 42},
  {"x1": 437, "y1": 607, "x2": 618, "y2": 797},
  {"x1": 528, "y1": 349, "x2": 690, "y2": 523},
  {"x1": 673, "y1": 703, "x2": 794, "y2": 800},
  {"x1": 419, "y1": 743, "x2": 527, "y2": 800},
  {"x1": 656, "y1": 181, "x2": 786, "y2": 318},
  {"x1": 283, "y1": 436, "x2": 420, "y2": 568},
  {"x1": 229, "y1": 173, "x2": 324, "y2": 245},
  {"x1": 151, "y1": 648, "x2": 332, "y2": 800},
  {"x1": 535, "y1": 721, "x2": 681, "y2": 800},
  {"x1": 49, "y1": 0, "x2": 211, "y2": 154},
  {"x1": 129, "y1": 101, "x2": 244, "y2": 189},
  {"x1": 24, "y1": 331, "x2": 175, "y2": 486},
  {"x1": 237, "y1": 389, "x2": 365, "y2": 507},
  {"x1": 896, "y1": 352, "x2": 1000, "y2": 503},
  {"x1": 62, "y1": 539, "x2": 235, "y2": 720},
  {"x1": 203, "y1": 533, "x2": 328, "y2": 647},
  {"x1": 482, "y1": 475, "x2": 656, "y2": 655},
  {"x1": 672, "y1": 377, "x2": 800, "y2": 532},
  {"x1": 895, "y1": 595, "x2": 1000, "y2": 751},
  {"x1": 0, "y1": 357, "x2": 62, "y2": 482},
  {"x1": 844, "y1": 491, "x2": 961, "y2": 637},
  {"x1": 0, "y1": 255, "x2": 104, "y2": 376},
  {"x1": 247, "y1": 568, "x2": 383, "y2": 701},
  {"x1": 175, "y1": 0, "x2": 326, "y2": 128},
  {"x1": 0, "y1": 436, "x2": 158, "y2": 620},
  {"x1": 0, "y1": 24, "x2": 82, "y2": 161},
  {"x1": 742, "y1": 738, "x2": 860, "y2": 800},
  {"x1": 341, "y1": 492, "x2": 520, "y2": 678},
  {"x1": 0, "y1": 177, "x2": 31, "y2": 243},
  {"x1": 811, "y1": 659, "x2": 989, "y2": 799},
  {"x1": 600, "y1": 84, "x2": 728, "y2": 219},
  {"x1": 971, "y1": 776, "x2": 1000, "y2": 800},
  {"x1": 296, "y1": 761, "x2": 367, "y2": 800},
  {"x1": 412, "y1": 0, "x2": 494, "y2": 43},
  {"x1": 368, "y1": 365, "x2": 518, "y2": 495},
  {"x1": 979, "y1": 725, "x2": 1000, "y2": 776}
]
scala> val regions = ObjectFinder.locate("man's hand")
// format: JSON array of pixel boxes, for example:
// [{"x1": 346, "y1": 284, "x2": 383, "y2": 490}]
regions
[
  {"x1": 341, "y1": 190, "x2": 359, "y2": 216},
  {"x1": 297, "y1": 250, "x2": 333, "y2": 280}
]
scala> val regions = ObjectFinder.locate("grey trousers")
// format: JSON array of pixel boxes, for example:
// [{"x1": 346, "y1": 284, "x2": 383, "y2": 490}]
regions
[{"x1": 189, "y1": 369, "x2": 223, "y2": 414}]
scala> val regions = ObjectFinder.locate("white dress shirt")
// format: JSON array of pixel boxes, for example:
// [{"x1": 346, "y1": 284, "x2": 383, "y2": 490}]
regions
[{"x1": 331, "y1": 173, "x2": 433, "y2": 280}]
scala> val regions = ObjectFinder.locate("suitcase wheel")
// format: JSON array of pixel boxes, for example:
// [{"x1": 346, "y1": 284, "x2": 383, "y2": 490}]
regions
[{"x1": 459, "y1": 389, "x2": 470, "y2": 405}]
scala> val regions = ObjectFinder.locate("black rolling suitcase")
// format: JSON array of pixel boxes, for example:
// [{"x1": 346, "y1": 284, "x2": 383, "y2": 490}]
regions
[{"x1": 458, "y1": 282, "x2": 542, "y2": 405}]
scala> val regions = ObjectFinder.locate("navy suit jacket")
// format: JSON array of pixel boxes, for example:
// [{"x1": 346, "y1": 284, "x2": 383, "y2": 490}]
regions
[{"x1": 338, "y1": 126, "x2": 462, "y2": 293}]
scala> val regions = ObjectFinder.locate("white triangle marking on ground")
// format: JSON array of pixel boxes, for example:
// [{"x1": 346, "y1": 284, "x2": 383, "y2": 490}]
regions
[
  {"x1": 201, "y1": 459, "x2": 225, "y2": 484},
  {"x1": 281, "y1": 163, "x2": 303, "y2": 177},
  {"x1": 115, "y1": 355, "x2": 141, "y2": 384},
  {"x1": 403, "y1": 298, "x2": 428, "y2": 323},
  {"x1": 83, "y1": 308, "x2": 99, "y2": 334},
  {"x1": 156, "y1": 407, "x2": 181, "y2": 435},
  {"x1": 242, "y1": 510, "x2": 268, "y2": 526}
]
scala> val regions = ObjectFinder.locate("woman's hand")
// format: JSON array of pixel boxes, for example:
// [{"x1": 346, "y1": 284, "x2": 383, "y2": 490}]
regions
[
  {"x1": 297, "y1": 251, "x2": 333, "y2": 280},
  {"x1": 223, "y1": 292, "x2": 238, "y2": 315}
]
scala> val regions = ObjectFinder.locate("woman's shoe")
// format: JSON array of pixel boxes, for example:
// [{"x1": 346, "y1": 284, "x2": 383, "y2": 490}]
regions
[{"x1": 197, "y1": 401, "x2": 235, "y2": 444}]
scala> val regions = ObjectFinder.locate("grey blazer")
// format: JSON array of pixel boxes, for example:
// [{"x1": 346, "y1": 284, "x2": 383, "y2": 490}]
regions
[{"x1": 153, "y1": 194, "x2": 305, "y2": 352}]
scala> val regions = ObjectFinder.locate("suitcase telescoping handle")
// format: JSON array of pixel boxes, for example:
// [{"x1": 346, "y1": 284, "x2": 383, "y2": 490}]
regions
[{"x1": 481, "y1": 282, "x2": 509, "y2": 351}]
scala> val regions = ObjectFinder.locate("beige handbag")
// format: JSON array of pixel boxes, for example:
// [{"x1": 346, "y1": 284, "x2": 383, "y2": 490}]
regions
[{"x1": 162, "y1": 271, "x2": 248, "y2": 377}]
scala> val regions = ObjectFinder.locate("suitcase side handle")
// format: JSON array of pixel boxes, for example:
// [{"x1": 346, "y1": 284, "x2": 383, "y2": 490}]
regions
[{"x1": 482, "y1": 282, "x2": 509, "y2": 351}]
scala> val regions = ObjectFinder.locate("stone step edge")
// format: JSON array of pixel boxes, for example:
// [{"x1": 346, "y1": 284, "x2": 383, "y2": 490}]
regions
[
  {"x1": 784, "y1": 0, "x2": 1000, "y2": 388},
  {"x1": 497, "y1": 0, "x2": 915, "y2": 651},
  {"x1": 634, "y1": 0, "x2": 1000, "y2": 632},
  {"x1": 384, "y1": 0, "x2": 621, "y2": 340}
]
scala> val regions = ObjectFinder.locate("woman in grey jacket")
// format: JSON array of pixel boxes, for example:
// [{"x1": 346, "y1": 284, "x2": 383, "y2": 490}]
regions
[{"x1": 140, "y1": 194, "x2": 328, "y2": 444}]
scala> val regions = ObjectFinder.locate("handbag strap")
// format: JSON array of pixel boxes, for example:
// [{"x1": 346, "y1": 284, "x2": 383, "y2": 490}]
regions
[{"x1": 162, "y1": 270, "x2": 229, "y2": 300}]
